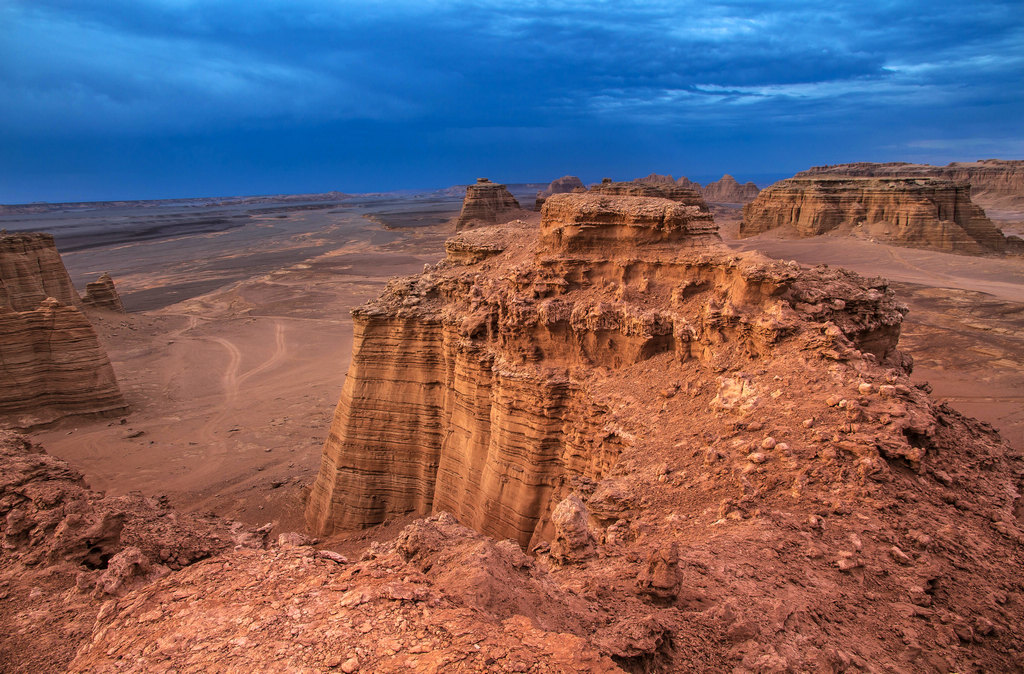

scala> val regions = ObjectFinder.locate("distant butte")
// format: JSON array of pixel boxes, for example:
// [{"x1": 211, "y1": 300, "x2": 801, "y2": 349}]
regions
[
  {"x1": 740, "y1": 176, "x2": 1020, "y2": 255},
  {"x1": 454, "y1": 178, "x2": 525, "y2": 231}
]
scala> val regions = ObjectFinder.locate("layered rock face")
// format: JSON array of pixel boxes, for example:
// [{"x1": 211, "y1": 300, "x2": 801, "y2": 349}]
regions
[
  {"x1": 702, "y1": 174, "x2": 760, "y2": 203},
  {"x1": 454, "y1": 178, "x2": 522, "y2": 230},
  {"x1": 306, "y1": 192, "x2": 905, "y2": 546},
  {"x1": 302, "y1": 190, "x2": 1024, "y2": 671},
  {"x1": 81, "y1": 272, "x2": 126, "y2": 312},
  {"x1": 534, "y1": 175, "x2": 585, "y2": 210},
  {"x1": 796, "y1": 160, "x2": 1024, "y2": 209},
  {"x1": 590, "y1": 178, "x2": 710, "y2": 212},
  {"x1": 740, "y1": 177, "x2": 1011, "y2": 254},
  {"x1": 0, "y1": 232, "x2": 127, "y2": 427},
  {"x1": 0, "y1": 232, "x2": 81, "y2": 310}
]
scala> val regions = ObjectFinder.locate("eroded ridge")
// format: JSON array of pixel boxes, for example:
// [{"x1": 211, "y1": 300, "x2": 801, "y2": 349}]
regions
[
  {"x1": 307, "y1": 192, "x2": 909, "y2": 546},
  {"x1": 741, "y1": 176, "x2": 1013, "y2": 254}
]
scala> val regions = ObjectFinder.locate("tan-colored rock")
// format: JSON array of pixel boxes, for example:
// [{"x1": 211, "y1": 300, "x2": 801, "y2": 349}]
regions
[
  {"x1": 306, "y1": 193, "x2": 909, "y2": 546},
  {"x1": 702, "y1": 174, "x2": 760, "y2": 203},
  {"x1": 0, "y1": 297, "x2": 127, "y2": 427},
  {"x1": 740, "y1": 177, "x2": 1010, "y2": 254},
  {"x1": 590, "y1": 177, "x2": 710, "y2": 211},
  {"x1": 0, "y1": 232, "x2": 81, "y2": 310},
  {"x1": 534, "y1": 175, "x2": 585, "y2": 210},
  {"x1": 796, "y1": 159, "x2": 1024, "y2": 210},
  {"x1": 454, "y1": 178, "x2": 522, "y2": 230},
  {"x1": 81, "y1": 272, "x2": 125, "y2": 313}
]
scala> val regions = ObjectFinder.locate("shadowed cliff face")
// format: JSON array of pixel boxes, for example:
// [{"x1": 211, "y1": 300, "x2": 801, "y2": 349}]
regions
[
  {"x1": 306, "y1": 193, "x2": 909, "y2": 545},
  {"x1": 0, "y1": 233, "x2": 127, "y2": 427},
  {"x1": 740, "y1": 177, "x2": 1010, "y2": 254}
]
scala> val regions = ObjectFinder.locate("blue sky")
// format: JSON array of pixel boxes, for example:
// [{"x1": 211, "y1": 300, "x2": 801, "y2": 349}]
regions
[{"x1": 1, "y1": 0, "x2": 1022, "y2": 201}]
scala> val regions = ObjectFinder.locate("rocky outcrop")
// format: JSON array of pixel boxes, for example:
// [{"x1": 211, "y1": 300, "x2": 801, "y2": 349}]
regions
[
  {"x1": 796, "y1": 160, "x2": 1024, "y2": 210},
  {"x1": 302, "y1": 189, "x2": 1024, "y2": 671},
  {"x1": 702, "y1": 174, "x2": 760, "y2": 203},
  {"x1": 81, "y1": 272, "x2": 125, "y2": 313},
  {"x1": 534, "y1": 175, "x2": 585, "y2": 210},
  {"x1": 0, "y1": 232, "x2": 127, "y2": 427},
  {"x1": 0, "y1": 431, "x2": 268, "y2": 671},
  {"x1": 454, "y1": 178, "x2": 522, "y2": 231},
  {"x1": 0, "y1": 297, "x2": 128, "y2": 427},
  {"x1": 740, "y1": 177, "x2": 1012, "y2": 254},
  {"x1": 590, "y1": 178, "x2": 710, "y2": 211},
  {"x1": 306, "y1": 192, "x2": 906, "y2": 545},
  {"x1": 0, "y1": 232, "x2": 81, "y2": 310}
]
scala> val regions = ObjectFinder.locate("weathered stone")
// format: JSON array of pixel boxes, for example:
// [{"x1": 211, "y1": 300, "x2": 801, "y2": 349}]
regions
[
  {"x1": 454, "y1": 178, "x2": 522, "y2": 231},
  {"x1": 81, "y1": 272, "x2": 125, "y2": 313}
]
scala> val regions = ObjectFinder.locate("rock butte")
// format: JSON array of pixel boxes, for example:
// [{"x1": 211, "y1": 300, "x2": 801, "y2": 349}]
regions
[
  {"x1": 589, "y1": 177, "x2": 710, "y2": 211},
  {"x1": 637, "y1": 173, "x2": 761, "y2": 204},
  {"x1": 3, "y1": 193, "x2": 1024, "y2": 671},
  {"x1": 0, "y1": 232, "x2": 127, "y2": 427},
  {"x1": 796, "y1": 159, "x2": 1024, "y2": 210},
  {"x1": 81, "y1": 272, "x2": 126, "y2": 313},
  {"x1": 740, "y1": 176, "x2": 1016, "y2": 255},
  {"x1": 534, "y1": 175, "x2": 585, "y2": 211},
  {"x1": 454, "y1": 178, "x2": 522, "y2": 231}
]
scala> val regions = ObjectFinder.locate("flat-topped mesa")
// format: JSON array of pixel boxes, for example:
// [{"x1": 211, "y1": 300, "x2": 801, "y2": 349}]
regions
[
  {"x1": 702, "y1": 174, "x2": 760, "y2": 203},
  {"x1": 81, "y1": 272, "x2": 126, "y2": 313},
  {"x1": 0, "y1": 232, "x2": 81, "y2": 310},
  {"x1": 796, "y1": 159, "x2": 1024, "y2": 209},
  {"x1": 538, "y1": 192, "x2": 719, "y2": 256},
  {"x1": 534, "y1": 175, "x2": 585, "y2": 211},
  {"x1": 306, "y1": 193, "x2": 910, "y2": 547},
  {"x1": 741, "y1": 177, "x2": 1010, "y2": 254},
  {"x1": 454, "y1": 178, "x2": 522, "y2": 231},
  {"x1": 589, "y1": 177, "x2": 710, "y2": 212}
]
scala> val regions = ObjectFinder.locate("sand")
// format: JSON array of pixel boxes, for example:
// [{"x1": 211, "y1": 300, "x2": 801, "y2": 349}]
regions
[{"x1": 16, "y1": 197, "x2": 1024, "y2": 538}]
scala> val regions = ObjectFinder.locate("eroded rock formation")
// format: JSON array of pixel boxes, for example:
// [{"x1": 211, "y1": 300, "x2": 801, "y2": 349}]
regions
[
  {"x1": 0, "y1": 232, "x2": 81, "y2": 310},
  {"x1": 740, "y1": 177, "x2": 1013, "y2": 254},
  {"x1": 590, "y1": 178, "x2": 710, "y2": 211},
  {"x1": 702, "y1": 174, "x2": 760, "y2": 203},
  {"x1": 534, "y1": 175, "x2": 585, "y2": 211},
  {"x1": 0, "y1": 232, "x2": 127, "y2": 427},
  {"x1": 300, "y1": 191, "x2": 1024, "y2": 671},
  {"x1": 797, "y1": 159, "x2": 1024, "y2": 210},
  {"x1": 81, "y1": 272, "x2": 126, "y2": 313},
  {"x1": 0, "y1": 431, "x2": 268, "y2": 671},
  {"x1": 454, "y1": 178, "x2": 522, "y2": 231}
]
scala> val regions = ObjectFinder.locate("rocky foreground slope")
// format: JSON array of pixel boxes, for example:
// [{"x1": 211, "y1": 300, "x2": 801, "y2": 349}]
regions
[
  {"x1": 0, "y1": 233, "x2": 127, "y2": 427},
  {"x1": 5, "y1": 195, "x2": 1023, "y2": 672},
  {"x1": 797, "y1": 160, "x2": 1024, "y2": 210},
  {"x1": 740, "y1": 177, "x2": 1018, "y2": 255}
]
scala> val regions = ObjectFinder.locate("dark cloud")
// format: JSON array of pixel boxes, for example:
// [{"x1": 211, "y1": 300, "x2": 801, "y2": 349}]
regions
[{"x1": 0, "y1": 0, "x2": 1021, "y2": 200}]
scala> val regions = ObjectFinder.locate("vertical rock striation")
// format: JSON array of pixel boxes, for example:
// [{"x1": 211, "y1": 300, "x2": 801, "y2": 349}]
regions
[
  {"x1": 740, "y1": 177, "x2": 1011, "y2": 254},
  {"x1": 454, "y1": 178, "x2": 522, "y2": 230},
  {"x1": 306, "y1": 192, "x2": 908, "y2": 546},
  {"x1": 0, "y1": 232, "x2": 127, "y2": 427}
]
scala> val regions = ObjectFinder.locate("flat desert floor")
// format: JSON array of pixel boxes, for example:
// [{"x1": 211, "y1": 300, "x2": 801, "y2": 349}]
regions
[{"x1": 10, "y1": 196, "x2": 1024, "y2": 538}]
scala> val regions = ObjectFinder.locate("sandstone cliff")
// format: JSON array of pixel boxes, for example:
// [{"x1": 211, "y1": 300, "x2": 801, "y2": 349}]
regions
[
  {"x1": 301, "y1": 191, "x2": 1024, "y2": 671},
  {"x1": 590, "y1": 177, "x2": 710, "y2": 211},
  {"x1": 454, "y1": 178, "x2": 522, "y2": 231},
  {"x1": 740, "y1": 177, "x2": 1012, "y2": 254},
  {"x1": 702, "y1": 174, "x2": 760, "y2": 203},
  {"x1": 0, "y1": 232, "x2": 81, "y2": 310},
  {"x1": 796, "y1": 159, "x2": 1024, "y2": 210},
  {"x1": 0, "y1": 232, "x2": 127, "y2": 427},
  {"x1": 534, "y1": 175, "x2": 585, "y2": 211},
  {"x1": 81, "y1": 272, "x2": 126, "y2": 313}
]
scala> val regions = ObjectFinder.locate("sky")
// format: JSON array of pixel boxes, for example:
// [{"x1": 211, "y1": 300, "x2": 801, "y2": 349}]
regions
[{"x1": 1, "y1": 0, "x2": 1022, "y2": 202}]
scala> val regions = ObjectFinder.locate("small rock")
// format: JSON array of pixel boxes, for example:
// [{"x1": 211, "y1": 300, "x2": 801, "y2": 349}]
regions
[
  {"x1": 879, "y1": 384, "x2": 897, "y2": 397},
  {"x1": 748, "y1": 452, "x2": 768, "y2": 464},
  {"x1": 825, "y1": 396, "x2": 841, "y2": 407},
  {"x1": 858, "y1": 382, "x2": 873, "y2": 395},
  {"x1": 775, "y1": 442, "x2": 789, "y2": 452},
  {"x1": 760, "y1": 437, "x2": 776, "y2": 450},
  {"x1": 802, "y1": 418, "x2": 815, "y2": 428},
  {"x1": 341, "y1": 657, "x2": 360, "y2": 673}
]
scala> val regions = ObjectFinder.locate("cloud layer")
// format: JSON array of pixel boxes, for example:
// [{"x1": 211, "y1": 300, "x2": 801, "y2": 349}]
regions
[{"x1": 2, "y1": 0, "x2": 1021, "y2": 200}]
